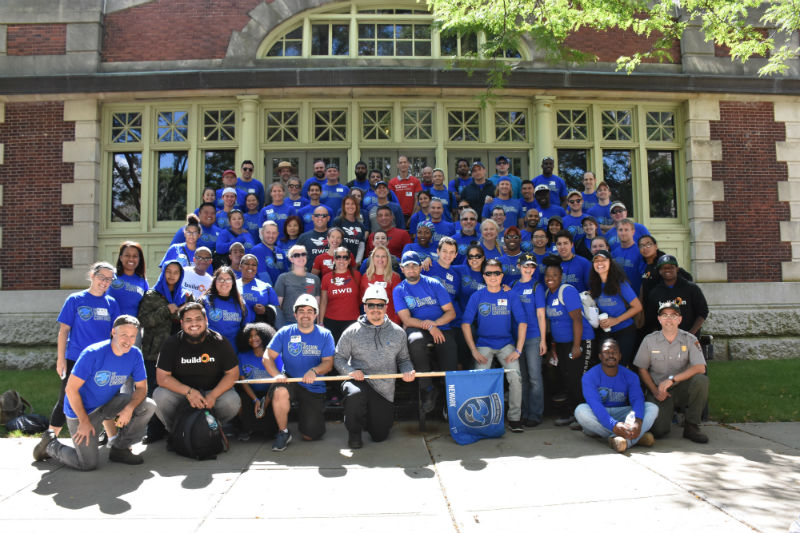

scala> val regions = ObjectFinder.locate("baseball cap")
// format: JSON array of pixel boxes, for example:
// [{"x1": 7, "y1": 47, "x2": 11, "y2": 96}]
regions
[
  {"x1": 326, "y1": 163, "x2": 339, "y2": 170},
  {"x1": 534, "y1": 184, "x2": 550, "y2": 194},
  {"x1": 375, "y1": 181, "x2": 389, "y2": 188},
  {"x1": 656, "y1": 254, "x2": 679, "y2": 269},
  {"x1": 293, "y1": 294, "x2": 319, "y2": 313},
  {"x1": 592, "y1": 249, "x2": 612, "y2": 261},
  {"x1": 495, "y1": 155, "x2": 509, "y2": 164},
  {"x1": 222, "y1": 187, "x2": 237, "y2": 196},
  {"x1": 567, "y1": 190, "x2": 582, "y2": 200},
  {"x1": 400, "y1": 251, "x2": 421, "y2": 266},
  {"x1": 222, "y1": 169, "x2": 237, "y2": 178},
  {"x1": 471, "y1": 161, "x2": 485, "y2": 169},
  {"x1": 518, "y1": 253, "x2": 537, "y2": 266},
  {"x1": 610, "y1": 201, "x2": 627, "y2": 211},
  {"x1": 658, "y1": 301, "x2": 681, "y2": 315},
  {"x1": 362, "y1": 284, "x2": 389, "y2": 303}
]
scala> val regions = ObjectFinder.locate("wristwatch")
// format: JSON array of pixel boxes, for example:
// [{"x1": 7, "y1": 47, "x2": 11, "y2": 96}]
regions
[{"x1": 668, "y1": 375, "x2": 675, "y2": 383}]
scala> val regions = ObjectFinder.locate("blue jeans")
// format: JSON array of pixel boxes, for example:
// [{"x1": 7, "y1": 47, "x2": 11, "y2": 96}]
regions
[
  {"x1": 574, "y1": 402, "x2": 659, "y2": 448},
  {"x1": 518, "y1": 337, "x2": 544, "y2": 422}
]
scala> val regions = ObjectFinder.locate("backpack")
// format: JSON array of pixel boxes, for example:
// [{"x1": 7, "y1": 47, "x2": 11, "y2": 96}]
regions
[
  {"x1": 548, "y1": 285, "x2": 600, "y2": 328},
  {"x1": 6, "y1": 414, "x2": 49, "y2": 434},
  {"x1": 168, "y1": 408, "x2": 229, "y2": 460},
  {"x1": 0, "y1": 390, "x2": 31, "y2": 424}
]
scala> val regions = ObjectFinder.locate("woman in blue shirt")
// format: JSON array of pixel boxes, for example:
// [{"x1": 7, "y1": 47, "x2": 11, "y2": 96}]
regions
[
  {"x1": 243, "y1": 193, "x2": 263, "y2": 241},
  {"x1": 201, "y1": 266, "x2": 254, "y2": 352},
  {"x1": 235, "y1": 322, "x2": 279, "y2": 441},
  {"x1": 217, "y1": 209, "x2": 256, "y2": 255},
  {"x1": 109, "y1": 241, "x2": 148, "y2": 317},
  {"x1": 478, "y1": 219, "x2": 503, "y2": 261},
  {"x1": 454, "y1": 244, "x2": 486, "y2": 312},
  {"x1": 544, "y1": 257, "x2": 595, "y2": 427},
  {"x1": 589, "y1": 250, "x2": 643, "y2": 368},
  {"x1": 161, "y1": 215, "x2": 201, "y2": 267}
]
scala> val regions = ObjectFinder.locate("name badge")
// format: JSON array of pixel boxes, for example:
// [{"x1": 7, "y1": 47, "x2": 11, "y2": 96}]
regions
[
  {"x1": 523, "y1": 289, "x2": 532, "y2": 295},
  {"x1": 290, "y1": 335, "x2": 302, "y2": 343},
  {"x1": 681, "y1": 345, "x2": 687, "y2": 352},
  {"x1": 248, "y1": 188, "x2": 255, "y2": 193},
  {"x1": 95, "y1": 308, "x2": 109, "y2": 317},
  {"x1": 337, "y1": 188, "x2": 344, "y2": 193},
  {"x1": 277, "y1": 254, "x2": 283, "y2": 259},
  {"x1": 305, "y1": 278, "x2": 315, "y2": 284},
  {"x1": 446, "y1": 274, "x2": 453, "y2": 281},
  {"x1": 406, "y1": 191, "x2": 413, "y2": 196},
  {"x1": 498, "y1": 299, "x2": 507, "y2": 306},
  {"x1": 651, "y1": 350, "x2": 661, "y2": 354}
]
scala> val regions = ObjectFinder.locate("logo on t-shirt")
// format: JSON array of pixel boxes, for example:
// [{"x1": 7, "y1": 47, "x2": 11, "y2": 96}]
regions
[
  {"x1": 180, "y1": 353, "x2": 215, "y2": 364},
  {"x1": 111, "y1": 279, "x2": 124, "y2": 289},
  {"x1": 93, "y1": 370, "x2": 128, "y2": 387},
  {"x1": 208, "y1": 308, "x2": 223, "y2": 321},
  {"x1": 77, "y1": 306, "x2": 93, "y2": 321},
  {"x1": 478, "y1": 303, "x2": 492, "y2": 317}
]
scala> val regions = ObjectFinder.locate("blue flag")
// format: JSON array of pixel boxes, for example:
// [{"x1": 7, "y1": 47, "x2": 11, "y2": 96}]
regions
[{"x1": 445, "y1": 368, "x2": 505, "y2": 445}]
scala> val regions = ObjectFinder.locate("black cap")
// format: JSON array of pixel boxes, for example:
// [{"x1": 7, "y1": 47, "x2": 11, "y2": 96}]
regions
[
  {"x1": 658, "y1": 301, "x2": 681, "y2": 315},
  {"x1": 592, "y1": 249, "x2": 612, "y2": 261},
  {"x1": 656, "y1": 254, "x2": 679, "y2": 269}
]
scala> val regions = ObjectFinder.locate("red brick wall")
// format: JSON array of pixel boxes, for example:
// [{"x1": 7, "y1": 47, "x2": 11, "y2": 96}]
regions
[
  {"x1": 7, "y1": 24, "x2": 67, "y2": 56},
  {"x1": 0, "y1": 102, "x2": 74, "y2": 289},
  {"x1": 102, "y1": 0, "x2": 265, "y2": 62},
  {"x1": 710, "y1": 101, "x2": 790, "y2": 282},
  {"x1": 565, "y1": 26, "x2": 681, "y2": 64}
]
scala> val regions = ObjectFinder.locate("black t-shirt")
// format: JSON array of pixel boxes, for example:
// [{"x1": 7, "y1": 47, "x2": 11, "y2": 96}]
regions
[{"x1": 156, "y1": 330, "x2": 238, "y2": 390}]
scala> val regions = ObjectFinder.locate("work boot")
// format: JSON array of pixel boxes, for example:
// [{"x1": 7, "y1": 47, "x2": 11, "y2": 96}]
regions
[
  {"x1": 348, "y1": 432, "x2": 363, "y2": 449},
  {"x1": 109, "y1": 446, "x2": 144, "y2": 465},
  {"x1": 33, "y1": 430, "x2": 56, "y2": 461},
  {"x1": 608, "y1": 435, "x2": 628, "y2": 453},
  {"x1": 637, "y1": 431, "x2": 655, "y2": 447},
  {"x1": 683, "y1": 423, "x2": 709, "y2": 444}
]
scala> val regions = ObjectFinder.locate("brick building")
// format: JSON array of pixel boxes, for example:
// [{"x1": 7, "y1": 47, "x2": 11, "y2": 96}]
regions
[{"x1": 0, "y1": 0, "x2": 799, "y2": 363}]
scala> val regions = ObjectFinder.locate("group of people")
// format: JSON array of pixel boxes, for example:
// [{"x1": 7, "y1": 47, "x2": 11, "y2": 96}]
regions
[{"x1": 33, "y1": 154, "x2": 712, "y2": 470}]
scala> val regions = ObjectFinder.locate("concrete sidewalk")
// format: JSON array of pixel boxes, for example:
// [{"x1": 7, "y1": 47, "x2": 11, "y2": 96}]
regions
[{"x1": 1, "y1": 420, "x2": 798, "y2": 532}]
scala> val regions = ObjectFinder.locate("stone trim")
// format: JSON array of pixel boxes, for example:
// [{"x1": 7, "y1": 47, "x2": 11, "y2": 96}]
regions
[
  {"x1": 684, "y1": 98, "x2": 726, "y2": 281},
  {"x1": 0, "y1": 102, "x2": 3, "y2": 288},
  {"x1": 775, "y1": 101, "x2": 800, "y2": 281},
  {"x1": 61, "y1": 99, "x2": 101, "y2": 288}
]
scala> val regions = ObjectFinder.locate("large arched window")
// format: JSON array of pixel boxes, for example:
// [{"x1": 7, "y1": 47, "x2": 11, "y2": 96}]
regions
[{"x1": 258, "y1": 2, "x2": 524, "y2": 60}]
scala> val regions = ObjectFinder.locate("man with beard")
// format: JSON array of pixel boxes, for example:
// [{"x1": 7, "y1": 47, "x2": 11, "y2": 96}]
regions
[
  {"x1": 297, "y1": 206, "x2": 331, "y2": 270},
  {"x1": 152, "y1": 303, "x2": 241, "y2": 434},
  {"x1": 533, "y1": 184, "x2": 566, "y2": 227},
  {"x1": 452, "y1": 207, "x2": 481, "y2": 263},
  {"x1": 367, "y1": 205, "x2": 411, "y2": 258},
  {"x1": 533, "y1": 156, "x2": 568, "y2": 207},
  {"x1": 297, "y1": 182, "x2": 333, "y2": 232},
  {"x1": 448, "y1": 158, "x2": 473, "y2": 202},
  {"x1": 520, "y1": 208, "x2": 541, "y2": 252},
  {"x1": 265, "y1": 294, "x2": 334, "y2": 450},
  {"x1": 499, "y1": 226, "x2": 524, "y2": 285},
  {"x1": 347, "y1": 161, "x2": 370, "y2": 192},
  {"x1": 461, "y1": 161, "x2": 495, "y2": 217},
  {"x1": 643, "y1": 255, "x2": 709, "y2": 336},
  {"x1": 301, "y1": 159, "x2": 327, "y2": 199}
]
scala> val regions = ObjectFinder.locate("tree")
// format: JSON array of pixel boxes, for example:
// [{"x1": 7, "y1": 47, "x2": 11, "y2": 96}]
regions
[{"x1": 427, "y1": 0, "x2": 800, "y2": 85}]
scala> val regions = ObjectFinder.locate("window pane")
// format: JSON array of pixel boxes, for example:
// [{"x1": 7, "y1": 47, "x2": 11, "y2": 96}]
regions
[
  {"x1": 284, "y1": 42, "x2": 302, "y2": 57},
  {"x1": 557, "y1": 149, "x2": 588, "y2": 191},
  {"x1": 462, "y1": 34, "x2": 478, "y2": 54},
  {"x1": 358, "y1": 24, "x2": 374, "y2": 39},
  {"x1": 414, "y1": 41, "x2": 430, "y2": 56},
  {"x1": 377, "y1": 41, "x2": 393, "y2": 56},
  {"x1": 602, "y1": 149, "x2": 633, "y2": 217},
  {"x1": 415, "y1": 25, "x2": 431, "y2": 39},
  {"x1": 332, "y1": 25, "x2": 349, "y2": 55},
  {"x1": 111, "y1": 152, "x2": 142, "y2": 222},
  {"x1": 378, "y1": 24, "x2": 394, "y2": 39},
  {"x1": 359, "y1": 40, "x2": 375, "y2": 55},
  {"x1": 440, "y1": 34, "x2": 457, "y2": 56},
  {"x1": 396, "y1": 24, "x2": 411, "y2": 39},
  {"x1": 157, "y1": 151, "x2": 188, "y2": 221},
  {"x1": 396, "y1": 41, "x2": 412, "y2": 56},
  {"x1": 204, "y1": 150, "x2": 236, "y2": 191},
  {"x1": 111, "y1": 112, "x2": 142, "y2": 143},
  {"x1": 311, "y1": 25, "x2": 329, "y2": 55},
  {"x1": 647, "y1": 150, "x2": 678, "y2": 218}
]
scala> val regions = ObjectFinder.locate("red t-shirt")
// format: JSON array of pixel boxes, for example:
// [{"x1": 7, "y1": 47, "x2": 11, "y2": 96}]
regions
[
  {"x1": 388, "y1": 175, "x2": 422, "y2": 216},
  {"x1": 367, "y1": 227, "x2": 411, "y2": 258},
  {"x1": 360, "y1": 272, "x2": 402, "y2": 325},
  {"x1": 321, "y1": 270, "x2": 362, "y2": 321},
  {"x1": 312, "y1": 251, "x2": 357, "y2": 278}
]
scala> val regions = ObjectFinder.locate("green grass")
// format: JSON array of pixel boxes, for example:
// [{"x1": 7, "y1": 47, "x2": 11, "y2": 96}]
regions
[
  {"x1": 1, "y1": 360, "x2": 798, "y2": 437},
  {"x1": 708, "y1": 359, "x2": 800, "y2": 423},
  {"x1": 0, "y1": 369, "x2": 62, "y2": 438}
]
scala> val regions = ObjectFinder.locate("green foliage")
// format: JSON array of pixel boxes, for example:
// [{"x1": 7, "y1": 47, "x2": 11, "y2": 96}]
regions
[
  {"x1": 0, "y1": 369, "x2": 61, "y2": 438},
  {"x1": 426, "y1": 0, "x2": 800, "y2": 82},
  {"x1": 708, "y1": 359, "x2": 800, "y2": 423}
]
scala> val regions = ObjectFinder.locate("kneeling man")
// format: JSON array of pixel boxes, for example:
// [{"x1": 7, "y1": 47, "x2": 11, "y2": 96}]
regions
[
  {"x1": 574, "y1": 339, "x2": 658, "y2": 452},
  {"x1": 335, "y1": 285, "x2": 416, "y2": 449},
  {"x1": 34, "y1": 315, "x2": 156, "y2": 469}
]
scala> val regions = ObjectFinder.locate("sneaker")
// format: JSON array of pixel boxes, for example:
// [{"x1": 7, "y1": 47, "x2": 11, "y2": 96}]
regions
[
  {"x1": 554, "y1": 416, "x2": 575, "y2": 426},
  {"x1": 508, "y1": 420, "x2": 524, "y2": 433},
  {"x1": 421, "y1": 386, "x2": 436, "y2": 414},
  {"x1": 272, "y1": 429, "x2": 293, "y2": 452},
  {"x1": 33, "y1": 430, "x2": 56, "y2": 461},
  {"x1": 569, "y1": 421, "x2": 582, "y2": 431},
  {"x1": 683, "y1": 423, "x2": 709, "y2": 444},
  {"x1": 637, "y1": 431, "x2": 655, "y2": 447},
  {"x1": 106, "y1": 435, "x2": 118, "y2": 449},
  {"x1": 97, "y1": 430, "x2": 108, "y2": 446},
  {"x1": 348, "y1": 433, "x2": 363, "y2": 449},
  {"x1": 522, "y1": 418, "x2": 541, "y2": 428},
  {"x1": 109, "y1": 446, "x2": 144, "y2": 465},
  {"x1": 237, "y1": 430, "x2": 252, "y2": 442},
  {"x1": 608, "y1": 435, "x2": 628, "y2": 453}
]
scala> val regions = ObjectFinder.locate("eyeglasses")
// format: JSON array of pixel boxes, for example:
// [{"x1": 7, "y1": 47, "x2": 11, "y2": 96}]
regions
[
  {"x1": 313, "y1": 214, "x2": 329, "y2": 218},
  {"x1": 291, "y1": 252, "x2": 307, "y2": 258},
  {"x1": 568, "y1": 199, "x2": 582, "y2": 204},
  {"x1": 242, "y1": 167, "x2": 254, "y2": 172},
  {"x1": 483, "y1": 271, "x2": 503, "y2": 277},
  {"x1": 505, "y1": 234, "x2": 520, "y2": 239},
  {"x1": 458, "y1": 205, "x2": 470, "y2": 210},
  {"x1": 185, "y1": 230, "x2": 199, "y2": 236},
  {"x1": 366, "y1": 302, "x2": 386, "y2": 310},
  {"x1": 195, "y1": 256, "x2": 212, "y2": 262},
  {"x1": 95, "y1": 274, "x2": 114, "y2": 283},
  {"x1": 288, "y1": 183, "x2": 301, "y2": 188},
  {"x1": 334, "y1": 255, "x2": 349, "y2": 260},
  {"x1": 611, "y1": 209, "x2": 625, "y2": 214},
  {"x1": 461, "y1": 217, "x2": 477, "y2": 222},
  {"x1": 659, "y1": 313, "x2": 681, "y2": 320},
  {"x1": 216, "y1": 278, "x2": 234, "y2": 284},
  {"x1": 467, "y1": 254, "x2": 484, "y2": 260},
  {"x1": 639, "y1": 242, "x2": 655, "y2": 249}
]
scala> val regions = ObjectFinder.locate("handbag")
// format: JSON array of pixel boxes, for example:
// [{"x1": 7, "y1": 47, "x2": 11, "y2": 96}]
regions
[{"x1": 0, "y1": 390, "x2": 31, "y2": 424}]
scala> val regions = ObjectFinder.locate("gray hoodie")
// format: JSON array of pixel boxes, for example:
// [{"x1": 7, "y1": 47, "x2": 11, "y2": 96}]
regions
[{"x1": 334, "y1": 314, "x2": 413, "y2": 402}]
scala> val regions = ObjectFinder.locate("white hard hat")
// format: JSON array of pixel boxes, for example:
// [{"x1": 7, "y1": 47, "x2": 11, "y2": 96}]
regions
[
  {"x1": 361, "y1": 284, "x2": 389, "y2": 303},
  {"x1": 293, "y1": 294, "x2": 319, "y2": 313}
]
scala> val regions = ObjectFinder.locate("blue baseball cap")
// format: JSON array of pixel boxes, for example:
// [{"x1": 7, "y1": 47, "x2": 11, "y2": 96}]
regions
[{"x1": 400, "y1": 251, "x2": 421, "y2": 266}]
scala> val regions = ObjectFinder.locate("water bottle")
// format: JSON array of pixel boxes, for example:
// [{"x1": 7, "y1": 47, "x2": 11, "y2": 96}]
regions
[
  {"x1": 624, "y1": 411, "x2": 636, "y2": 430},
  {"x1": 204, "y1": 411, "x2": 218, "y2": 430}
]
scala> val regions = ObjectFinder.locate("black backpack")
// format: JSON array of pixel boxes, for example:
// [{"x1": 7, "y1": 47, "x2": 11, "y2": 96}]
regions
[{"x1": 168, "y1": 408, "x2": 229, "y2": 460}]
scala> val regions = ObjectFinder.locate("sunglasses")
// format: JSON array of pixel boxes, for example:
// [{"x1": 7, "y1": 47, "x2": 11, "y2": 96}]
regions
[
  {"x1": 568, "y1": 199, "x2": 582, "y2": 204},
  {"x1": 611, "y1": 209, "x2": 625, "y2": 214},
  {"x1": 242, "y1": 167, "x2": 254, "y2": 171},
  {"x1": 483, "y1": 271, "x2": 503, "y2": 277},
  {"x1": 334, "y1": 255, "x2": 349, "y2": 260},
  {"x1": 288, "y1": 183, "x2": 301, "y2": 188},
  {"x1": 313, "y1": 214, "x2": 329, "y2": 218},
  {"x1": 467, "y1": 254, "x2": 484, "y2": 260},
  {"x1": 461, "y1": 217, "x2": 477, "y2": 222},
  {"x1": 366, "y1": 303, "x2": 386, "y2": 310},
  {"x1": 291, "y1": 253, "x2": 307, "y2": 258}
]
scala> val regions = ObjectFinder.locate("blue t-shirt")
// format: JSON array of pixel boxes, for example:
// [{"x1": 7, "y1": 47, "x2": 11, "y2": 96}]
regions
[
  {"x1": 301, "y1": 176, "x2": 327, "y2": 199},
  {"x1": 429, "y1": 220, "x2": 455, "y2": 243},
  {"x1": 427, "y1": 262, "x2": 462, "y2": 324},
  {"x1": 237, "y1": 178, "x2": 265, "y2": 208},
  {"x1": 64, "y1": 340, "x2": 147, "y2": 418},
  {"x1": 454, "y1": 265, "x2": 486, "y2": 311},
  {"x1": 596, "y1": 281, "x2": 638, "y2": 332},
  {"x1": 259, "y1": 203, "x2": 296, "y2": 236},
  {"x1": 58, "y1": 290, "x2": 121, "y2": 361},
  {"x1": 216, "y1": 228, "x2": 256, "y2": 255},
  {"x1": 533, "y1": 174, "x2": 568, "y2": 206},
  {"x1": 545, "y1": 284, "x2": 594, "y2": 343},
  {"x1": 536, "y1": 204, "x2": 567, "y2": 227},
  {"x1": 499, "y1": 253, "x2": 523, "y2": 286},
  {"x1": 448, "y1": 177, "x2": 473, "y2": 196},
  {"x1": 268, "y1": 324, "x2": 334, "y2": 393},
  {"x1": 288, "y1": 196, "x2": 309, "y2": 211},
  {"x1": 482, "y1": 197, "x2": 523, "y2": 229},
  {"x1": 581, "y1": 364, "x2": 645, "y2": 431},
  {"x1": 243, "y1": 212, "x2": 262, "y2": 241},
  {"x1": 203, "y1": 295, "x2": 254, "y2": 352},
  {"x1": 462, "y1": 288, "x2": 526, "y2": 349},
  {"x1": 582, "y1": 191, "x2": 599, "y2": 211},
  {"x1": 238, "y1": 278, "x2": 280, "y2": 316},
  {"x1": 363, "y1": 190, "x2": 401, "y2": 211},
  {"x1": 481, "y1": 242, "x2": 502, "y2": 262},
  {"x1": 561, "y1": 254, "x2": 592, "y2": 293},
  {"x1": 511, "y1": 279, "x2": 545, "y2": 339},
  {"x1": 428, "y1": 188, "x2": 455, "y2": 220},
  {"x1": 611, "y1": 244, "x2": 646, "y2": 294},
  {"x1": 238, "y1": 349, "x2": 277, "y2": 394},
  {"x1": 161, "y1": 243, "x2": 195, "y2": 268},
  {"x1": 563, "y1": 213, "x2": 588, "y2": 238},
  {"x1": 250, "y1": 243, "x2": 287, "y2": 286},
  {"x1": 170, "y1": 223, "x2": 222, "y2": 248},
  {"x1": 402, "y1": 242, "x2": 438, "y2": 265},
  {"x1": 452, "y1": 230, "x2": 481, "y2": 264},
  {"x1": 587, "y1": 204, "x2": 612, "y2": 228},
  {"x1": 320, "y1": 183, "x2": 350, "y2": 213},
  {"x1": 392, "y1": 275, "x2": 453, "y2": 330},
  {"x1": 107, "y1": 274, "x2": 148, "y2": 317}
]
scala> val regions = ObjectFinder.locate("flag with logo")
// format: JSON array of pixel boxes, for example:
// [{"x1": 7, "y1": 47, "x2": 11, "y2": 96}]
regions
[{"x1": 445, "y1": 368, "x2": 505, "y2": 445}]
